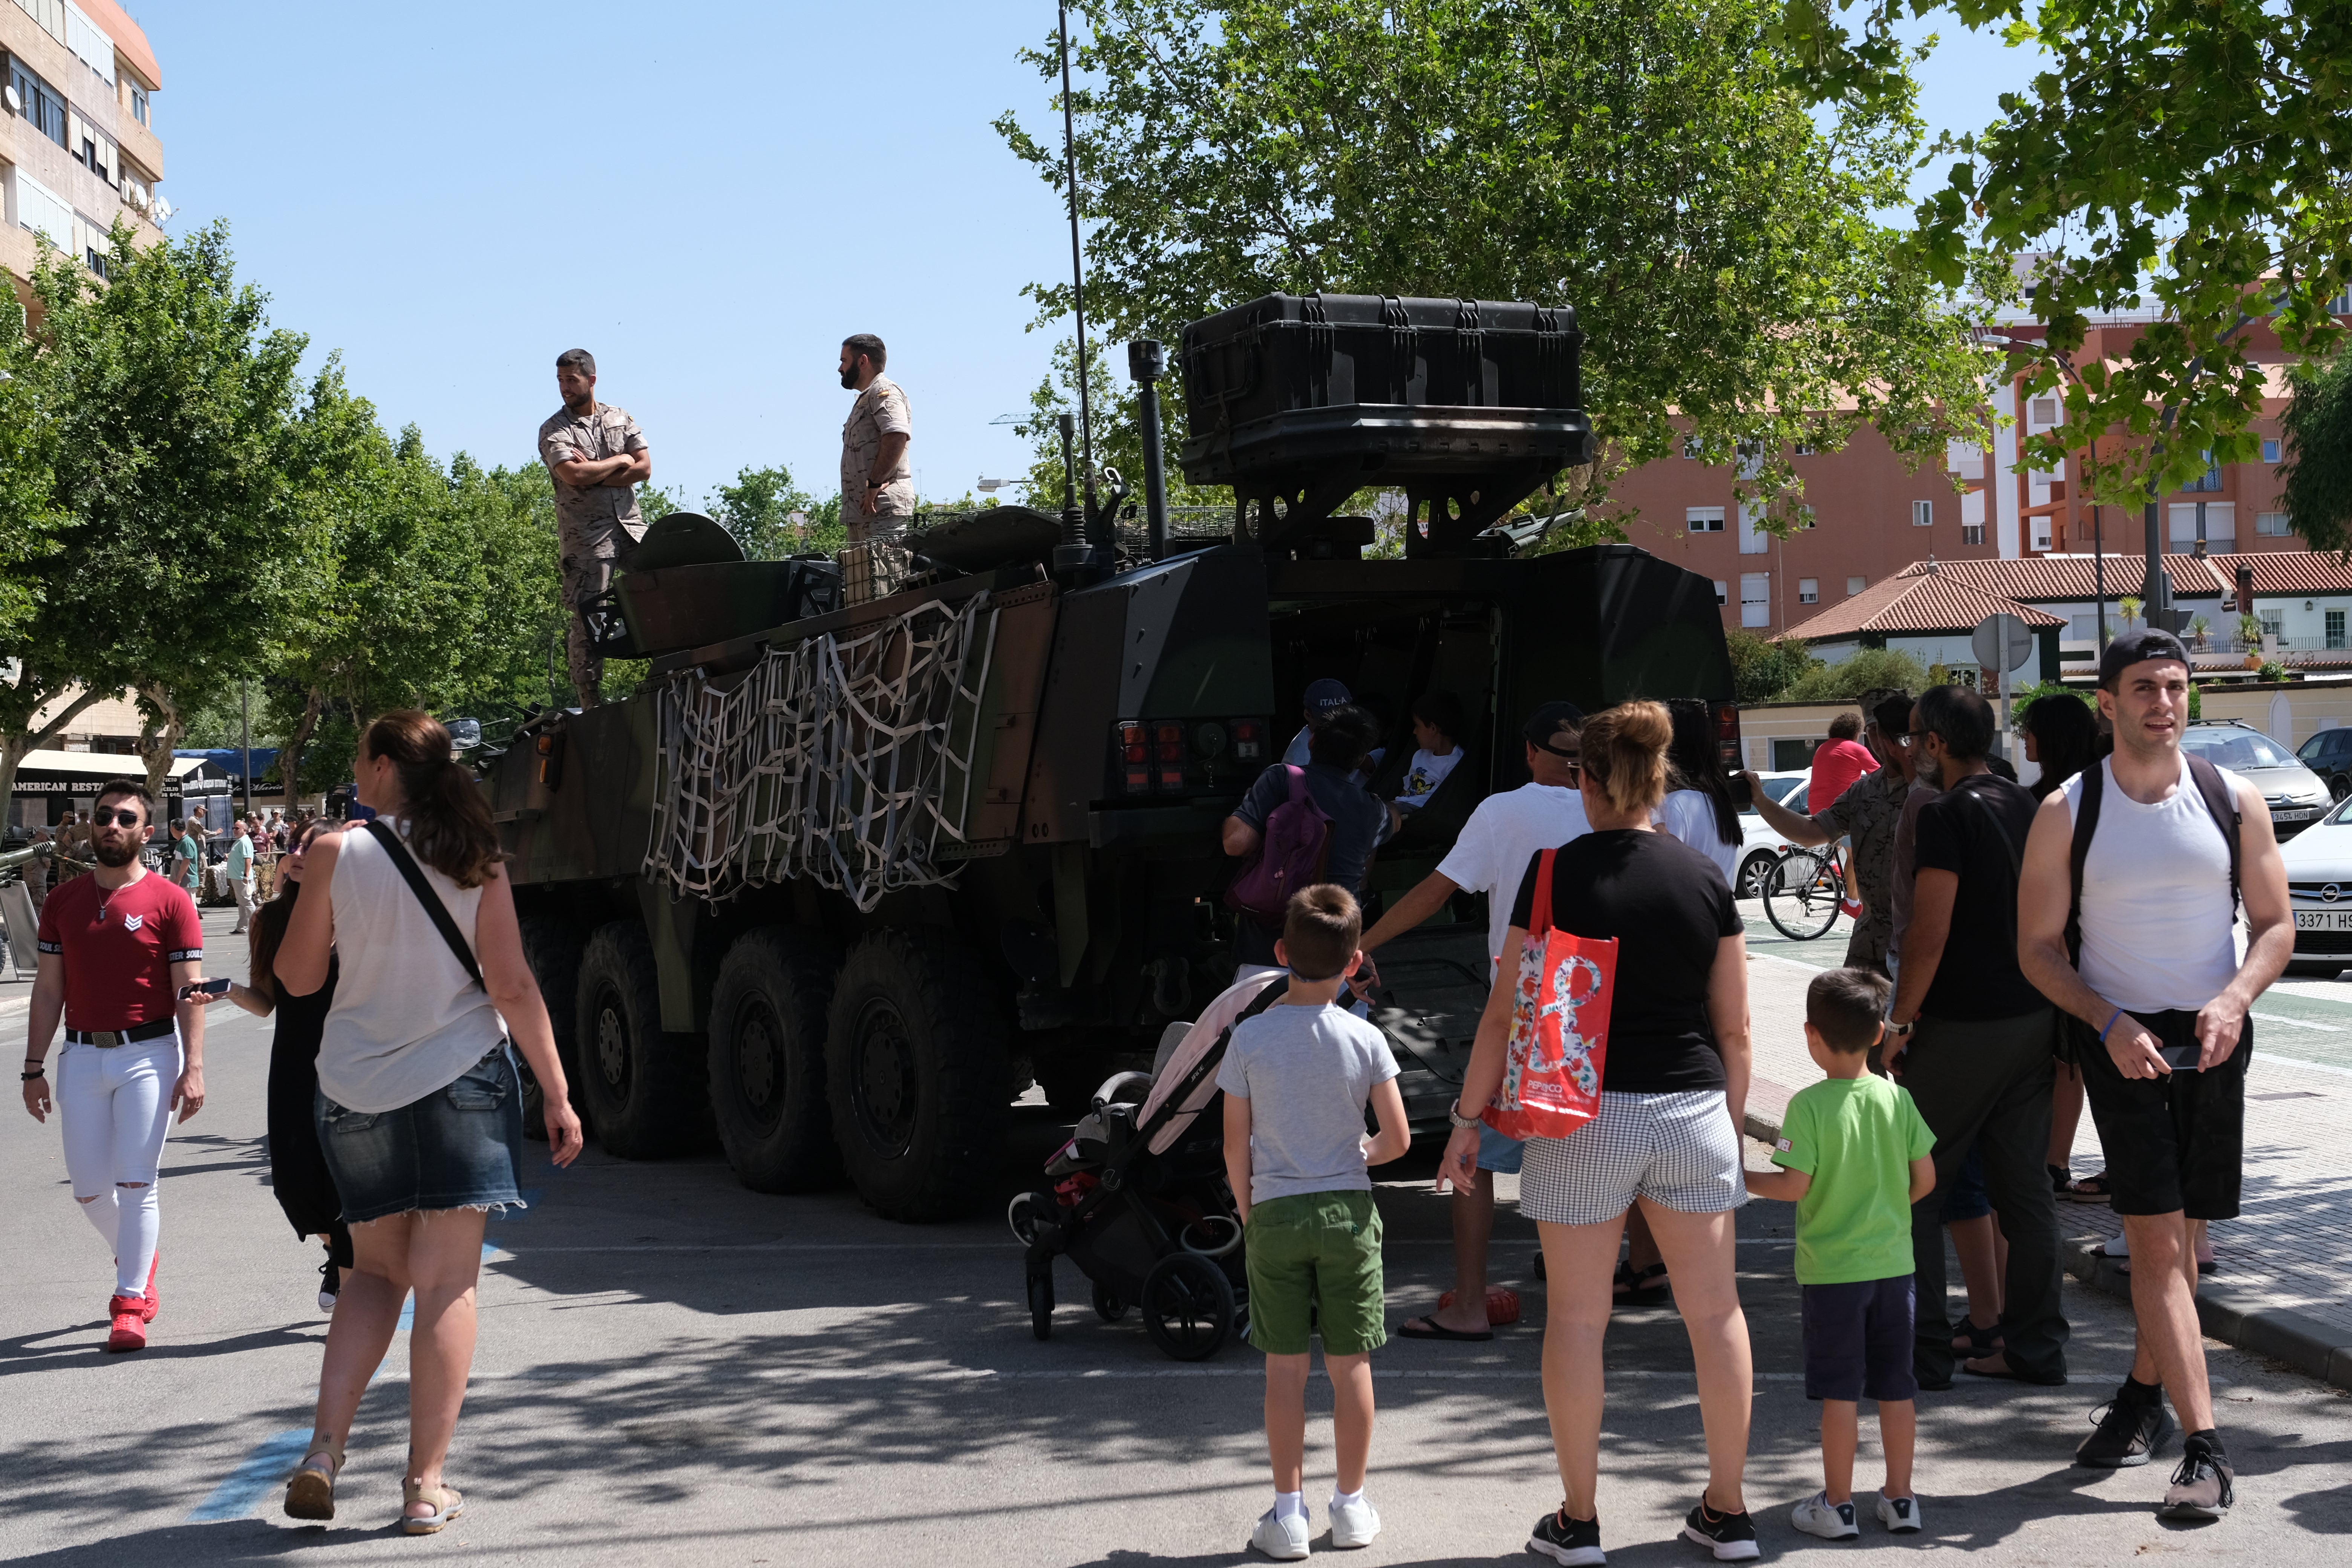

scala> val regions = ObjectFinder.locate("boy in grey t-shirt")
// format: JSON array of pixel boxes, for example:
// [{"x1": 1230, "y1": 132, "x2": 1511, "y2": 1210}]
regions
[{"x1": 1218, "y1": 885, "x2": 1410, "y2": 1560}]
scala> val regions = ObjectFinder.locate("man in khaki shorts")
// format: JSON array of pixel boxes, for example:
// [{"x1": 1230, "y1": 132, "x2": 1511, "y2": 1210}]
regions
[
  {"x1": 838, "y1": 334, "x2": 913, "y2": 544},
  {"x1": 538, "y1": 349, "x2": 651, "y2": 707}
]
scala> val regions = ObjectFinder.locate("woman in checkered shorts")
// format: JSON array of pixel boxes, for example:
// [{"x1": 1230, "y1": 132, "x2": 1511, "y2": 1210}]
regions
[{"x1": 1436, "y1": 700, "x2": 1759, "y2": 1563}]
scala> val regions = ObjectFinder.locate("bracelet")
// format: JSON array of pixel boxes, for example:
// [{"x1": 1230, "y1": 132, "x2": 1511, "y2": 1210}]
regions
[
  {"x1": 1446, "y1": 1101, "x2": 1483, "y2": 1131},
  {"x1": 2098, "y1": 1007, "x2": 2125, "y2": 1044},
  {"x1": 21, "y1": 1069, "x2": 44, "y2": 1080}
]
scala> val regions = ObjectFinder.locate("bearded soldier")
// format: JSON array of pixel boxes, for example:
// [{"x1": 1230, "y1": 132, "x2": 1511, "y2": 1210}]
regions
[{"x1": 538, "y1": 349, "x2": 652, "y2": 708}]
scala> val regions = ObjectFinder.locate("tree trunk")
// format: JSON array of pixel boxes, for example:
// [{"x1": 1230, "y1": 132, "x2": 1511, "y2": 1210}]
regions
[
  {"x1": 279, "y1": 686, "x2": 325, "y2": 807},
  {"x1": 134, "y1": 683, "x2": 185, "y2": 799}
]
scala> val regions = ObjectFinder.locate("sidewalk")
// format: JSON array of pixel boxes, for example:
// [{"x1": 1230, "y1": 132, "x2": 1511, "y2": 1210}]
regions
[{"x1": 1737, "y1": 906, "x2": 2352, "y2": 1391}]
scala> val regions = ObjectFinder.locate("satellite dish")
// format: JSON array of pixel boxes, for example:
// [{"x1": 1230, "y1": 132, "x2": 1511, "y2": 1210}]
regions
[
  {"x1": 3, "y1": 85, "x2": 21, "y2": 116},
  {"x1": 152, "y1": 196, "x2": 171, "y2": 222}
]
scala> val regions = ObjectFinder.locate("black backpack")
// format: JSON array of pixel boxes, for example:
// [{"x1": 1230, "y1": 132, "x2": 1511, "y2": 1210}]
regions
[{"x1": 2063, "y1": 754, "x2": 2241, "y2": 965}]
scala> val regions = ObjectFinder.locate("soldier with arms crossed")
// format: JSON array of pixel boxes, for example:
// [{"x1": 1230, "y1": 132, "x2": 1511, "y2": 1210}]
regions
[{"x1": 538, "y1": 348, "x2": 651, "y2": 708}]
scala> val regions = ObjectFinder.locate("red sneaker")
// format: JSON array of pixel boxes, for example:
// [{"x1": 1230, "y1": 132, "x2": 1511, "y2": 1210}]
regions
[
  {"x1": 106, "y1": 1294, "x2": 147, "y2": 1352},
  {"x1": 140, "y1": 1251, "x2": 159, "y2": 1323}
]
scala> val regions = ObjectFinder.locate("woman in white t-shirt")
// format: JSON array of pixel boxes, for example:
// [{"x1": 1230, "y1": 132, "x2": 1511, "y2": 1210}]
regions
[
  {"x1": 272, "y1": 712, "x2": 583, "y2": 1534},
  {"x1": 1658, "y1": 698, "x2": 1744, "y2": 885}
]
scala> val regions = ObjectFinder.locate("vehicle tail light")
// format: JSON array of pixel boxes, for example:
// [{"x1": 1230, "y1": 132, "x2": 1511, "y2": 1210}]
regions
[
  {"x1": 1154, "y1": 721, "x2": 1187, "y2": 789},
  {"x1": 1116, "y1": 719, "x2": 1149, "y2": 792},
  {"x1": 1231, "y1": 718, "x2": 1265, "y2": 761},
  {"x1": 1713, "y1": 701, "x2": 1743, "y2": 773}
]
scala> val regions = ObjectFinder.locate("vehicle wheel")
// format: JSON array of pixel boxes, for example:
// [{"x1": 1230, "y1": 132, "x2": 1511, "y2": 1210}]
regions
[
  {"x1": 1141, "y1": 1252, "x2": 1236, "y2": 1361},
  {"x1": 518, "y1": 916, "x2": 586, "y2": 1143},
  {"x1": 1764, "y1": 849, "x2": 1843, "y2": 942},
  {"x1": 2332, "y1": 773, "x2": 2350, "y2": 804},
  {"x1": 707, "y1": 928, "x2": 840, "y2": 1193},
  {"x1": 1027, "y1": 1263, "x2": 1055, "y2": 1341},
  {"x1": 825, "y1": 927, "x2": 1012, "y2": 1222},
  {"x1": 1093, "y1": 1279, "x2": 1130, "y2": 1323},
  {"x1": 1735, "y1": 850, "x2": 1776, "y2": 900},
  {"x1": 574, "y1": 920, "x2": 706, "y2": 1159}
]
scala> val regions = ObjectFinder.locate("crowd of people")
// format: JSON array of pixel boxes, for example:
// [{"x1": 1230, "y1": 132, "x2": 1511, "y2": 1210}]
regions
[
  {"x1": 1213, "y1": 626, "x2": 2279, "y2": 1559},
  {"x1": 18, "y1": 712, "x2": 582, "y2": 1535}
]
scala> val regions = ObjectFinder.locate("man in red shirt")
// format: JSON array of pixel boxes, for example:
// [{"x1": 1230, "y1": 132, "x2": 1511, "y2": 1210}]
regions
[
  {"x1": 18, "y1": 778, "x2": 207, "y2": 1352},
  {"x1": 1811, "y1": 711, "x2": 1881, "y2": 919}
]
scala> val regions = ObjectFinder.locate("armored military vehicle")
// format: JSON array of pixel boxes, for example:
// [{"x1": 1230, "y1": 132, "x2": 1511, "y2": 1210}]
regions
[{"x1": 485, "y1": 294, "x2": 1740, "y2": 1220}]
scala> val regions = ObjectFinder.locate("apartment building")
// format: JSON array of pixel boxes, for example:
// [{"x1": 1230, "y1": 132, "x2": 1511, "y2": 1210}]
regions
[
  {"x1": 1609, "y1": 301, "x2": 2348, "y2": 637},
  {"x1": 2, "y1": 0, "x2": 161, "y2": 311}
]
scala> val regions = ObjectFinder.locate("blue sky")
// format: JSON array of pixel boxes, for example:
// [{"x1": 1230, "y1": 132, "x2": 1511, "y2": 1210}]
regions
[{"x1": 132, "y1": 3, "x2": 2046, "y2": 513}]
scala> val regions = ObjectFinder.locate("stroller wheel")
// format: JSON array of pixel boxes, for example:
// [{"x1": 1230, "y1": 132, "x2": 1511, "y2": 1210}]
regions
[
  {"x1": 1008, "y1": 1191, "x2": 1056, "y2": 1247},
  {"x1": 1141, "y1": 1252, "x2": 1236, "y2": 1362},
  {"x1": 1092, "y1": 1280, "x2": 1129, "y2": 1323},
  {"x1": 1027, "y1": 1264, "x2": 1055, "y2": 1340}
]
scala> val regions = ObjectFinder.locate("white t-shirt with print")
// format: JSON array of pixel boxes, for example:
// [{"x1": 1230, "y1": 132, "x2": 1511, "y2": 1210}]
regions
[
  {"x1": 1392, "y1": 746, "x2": 1463, "y2": 811},
  {"x1": 1436, "y1": 782, "x2": 1591, "y2": 961}
]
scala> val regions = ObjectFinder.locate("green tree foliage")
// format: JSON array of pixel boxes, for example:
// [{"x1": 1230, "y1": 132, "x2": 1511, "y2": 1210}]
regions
[
  {"x1": 2280, "y1": 353, "x2": 2352, "y2": 557},
  {"x1": 1726, "y1": 628, "x2": 1824, "y2": 703},
  {"x1": 709, "y1": 464, "x2": 837, "y2": 559},
  {"x1": 0, "y1": 291, "x2": 61, "y2": 647},
  {"x1": 1775, "y1": 646, "x2": 1930, "y2": 702},
  {"x1": 3, "y1": 222, "x2": 311, "y2": 802},
  {"x1": 997, "y1": 0, "x2": 1997, "y2": 533},
  {"x1": 1778, "y1": 0, "x2": 2352, "y2": 504}
]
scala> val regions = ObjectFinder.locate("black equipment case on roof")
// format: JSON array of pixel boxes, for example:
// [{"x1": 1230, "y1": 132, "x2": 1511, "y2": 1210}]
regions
[{"x1": 1178, "y1": 293, "x2": 1594, "y2": 560}]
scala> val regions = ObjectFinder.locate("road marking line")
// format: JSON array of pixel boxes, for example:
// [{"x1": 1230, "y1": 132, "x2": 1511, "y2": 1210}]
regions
[
  {"x1": 185, "y1": 1427, "x2": 308, "y2": 1522},
  {"x1": 2254, "y1": 1053, "x2": 2352, "y2": 1079},
  {"x1": 2250, "y1": 1010, "x2": 2346, "y2": 1032}
]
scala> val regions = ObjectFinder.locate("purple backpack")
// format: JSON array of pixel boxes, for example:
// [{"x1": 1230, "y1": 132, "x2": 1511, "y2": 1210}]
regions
[{"x1": 1224, "y1": 766, "x2": 1334, "y2": 929}]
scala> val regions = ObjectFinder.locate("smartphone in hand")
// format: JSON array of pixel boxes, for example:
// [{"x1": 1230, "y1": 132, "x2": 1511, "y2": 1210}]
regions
[{"x1": 178, "y1": 977, "x2": 232, "y2": 999}]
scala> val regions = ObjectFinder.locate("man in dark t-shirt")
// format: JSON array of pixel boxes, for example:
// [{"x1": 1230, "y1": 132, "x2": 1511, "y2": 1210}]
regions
[
  {"x1": 1885, "y1": 684, "x2": 2067, "y2": 1390},
  {"x1": 1223, "y1": 706, "x2": 1388, "y2": 971}
]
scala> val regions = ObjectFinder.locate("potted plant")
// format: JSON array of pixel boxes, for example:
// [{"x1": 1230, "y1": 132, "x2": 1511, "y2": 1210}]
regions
[
  {"x1": 2239, "y1": 612, "x2": 2265, "y2": 668},
  {"x1": 2118, "y1": 594, "x2": 2142, "y2": 631},
  {"x1": 2190, "y1": 614, "x2": 2211, "y2": 650}
]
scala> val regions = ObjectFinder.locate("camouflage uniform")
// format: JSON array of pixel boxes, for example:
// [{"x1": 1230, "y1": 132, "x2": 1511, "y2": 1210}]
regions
[
  {"x1": 538, "y1": 401, "x2": 649, "y2": 705},
  {"x1": 839, "y1": 375, "x2": 914, "y2": 543}
]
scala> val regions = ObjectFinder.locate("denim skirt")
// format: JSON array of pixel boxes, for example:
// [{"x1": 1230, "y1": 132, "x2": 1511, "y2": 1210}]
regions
[{"x1": 314, "y1": 1044, "x2": 525, "y2": 1223}]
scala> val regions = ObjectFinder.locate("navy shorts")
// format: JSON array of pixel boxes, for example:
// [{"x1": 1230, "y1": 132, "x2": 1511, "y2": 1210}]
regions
[
  {"x1": 315, "y1": 1044, "x2": 525, "y2": 1224},
  {"x1": 1802, "y1": 1275, "x2": 1918, "y2": 1403},
  {"x1": 1939, "y1": 1142, "x2": 1991, "y2": 1223}
]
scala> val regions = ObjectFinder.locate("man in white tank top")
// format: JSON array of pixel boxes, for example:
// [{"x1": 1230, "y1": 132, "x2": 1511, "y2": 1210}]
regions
[{"x1": 2018, "y1": 630, "x2": 2291, "y2": 1522}]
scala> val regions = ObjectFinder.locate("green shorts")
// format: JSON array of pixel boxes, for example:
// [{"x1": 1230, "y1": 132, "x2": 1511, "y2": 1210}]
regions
[{"x1": 1243, "y1": 1190, "x2": 1387, "y2": 1356}]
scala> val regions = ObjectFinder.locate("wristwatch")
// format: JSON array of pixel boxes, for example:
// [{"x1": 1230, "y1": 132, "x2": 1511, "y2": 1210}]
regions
[{"x1": 1446, "y1": 1102, "x2": 1483, "y2": 1130}]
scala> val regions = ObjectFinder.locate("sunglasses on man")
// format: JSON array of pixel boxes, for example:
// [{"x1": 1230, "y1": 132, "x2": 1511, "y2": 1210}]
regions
[{"x1": 90, "y1": 808, "x2": 144, "y2": 828}]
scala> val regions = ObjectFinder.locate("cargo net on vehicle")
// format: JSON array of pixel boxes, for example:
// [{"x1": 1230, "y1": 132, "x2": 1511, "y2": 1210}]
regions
[{"x1": 643, "y1": 591, "x2": 998, "y2": 911}]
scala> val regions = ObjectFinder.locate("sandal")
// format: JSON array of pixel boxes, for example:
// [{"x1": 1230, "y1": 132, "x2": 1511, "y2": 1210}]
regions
[
  {"x1": 283, "y1": 1436, "x2": 344, "y2": 1521},
  {"x1": 1949, "y1": 1317, "x2": 2004, "y2": 1357},
  {"x1": 2062, "y1": 1171, "x2": 2113, "y2": 1204},
  {"x1": 1613, "y1": 1260, "x2": 1671, "y2": 1307},
  {"x1": 402, "y1": 1478, "x2": 466, "y2": 1535}
]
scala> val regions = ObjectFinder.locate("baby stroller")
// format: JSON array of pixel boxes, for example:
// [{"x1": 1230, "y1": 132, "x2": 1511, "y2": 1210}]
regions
[{"x1": 1010, "y1": 972, "x2": 1290, "y2": 1361}]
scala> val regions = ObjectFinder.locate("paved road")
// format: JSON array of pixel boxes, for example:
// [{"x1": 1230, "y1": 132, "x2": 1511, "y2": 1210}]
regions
[{"x1": 3, "y1": 905, "x2": 2349, "y2": 1565}]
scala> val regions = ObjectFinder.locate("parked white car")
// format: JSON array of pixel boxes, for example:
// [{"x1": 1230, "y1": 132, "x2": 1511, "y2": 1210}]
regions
[
  {"x1": 2277, "y1": 793, "x2": 2352, "y2": 976},
  {"x1": 1732, "y1": 770, "x2": 1811, "y2": 899}
]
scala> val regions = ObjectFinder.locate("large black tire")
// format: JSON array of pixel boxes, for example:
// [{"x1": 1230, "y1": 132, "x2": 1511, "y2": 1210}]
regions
[
  {"x1": 825, "y1": 926, "x2": 1011, "y2": 1222},
  {"x1": 517, "y1": 915, "x2": 587, "y2": 1142},
  {"x1": 707, "y1": 927, "x2": 841, "y2": 1193},
  {"x1": 574, "y1": 920, "x2": 706, "y2": 1159}
]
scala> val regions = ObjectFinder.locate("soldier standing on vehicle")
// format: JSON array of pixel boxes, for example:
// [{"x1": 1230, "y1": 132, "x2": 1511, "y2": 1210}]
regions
[
  {"x1": 538, "y1": 349, "x2": 652, "y2": 709},
  {"x1": 838, "y1": 334, "x2": 913, "y2": 542}
]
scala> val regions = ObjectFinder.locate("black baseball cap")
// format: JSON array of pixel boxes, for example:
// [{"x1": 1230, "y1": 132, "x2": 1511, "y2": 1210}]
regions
[
  {"x1": 1522, "y1": 701, "x2": 1585, "y2": 755},
  {"x1": 2099, "y1": 628, "x2": 2191, "y2": 689}
]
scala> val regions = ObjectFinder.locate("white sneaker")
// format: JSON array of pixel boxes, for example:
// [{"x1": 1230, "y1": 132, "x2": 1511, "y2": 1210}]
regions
[
  {"x1": 1328, "y1": 1493, "x2": 1380, "y2": 1549},
  {"x1": 1790, "y1": 1492, "x2": 1859, "y2": 1540},
  {"x1": 1876, "y1": 1494, "x2": 1923, "y2": 1534},
  {"x1": 1251, "y1": 1507, "x2": 1311, "y2": 1561}
]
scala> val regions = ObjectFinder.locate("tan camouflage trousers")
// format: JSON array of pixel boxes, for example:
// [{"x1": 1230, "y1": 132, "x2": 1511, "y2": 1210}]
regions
[
  {"x1": 563, "y1": 537, "x2": 628, "y2": 708},
  {"x1": 846, "y1": 511, "x2": 911, "y2": 545}
]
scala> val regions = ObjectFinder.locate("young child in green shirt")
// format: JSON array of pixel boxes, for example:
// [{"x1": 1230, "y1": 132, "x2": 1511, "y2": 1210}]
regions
[{"x1": 1746, "y1": 968, "x2": 1937, "y2": 1540}]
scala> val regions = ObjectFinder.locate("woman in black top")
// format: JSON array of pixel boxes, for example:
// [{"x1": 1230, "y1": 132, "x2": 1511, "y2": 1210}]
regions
[
  {"x1": 1435, "y1": 701, "x2": 1759, "y2": 1561},
  {"x1": 2020, "y1": 692, "x2": 2111, "y2": 1201},
  {"x1": 198, "y1": 820, "x2": 347, "y2": 1310}
]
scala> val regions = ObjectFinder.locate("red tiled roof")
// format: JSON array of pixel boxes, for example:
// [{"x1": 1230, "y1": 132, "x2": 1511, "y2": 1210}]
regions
[
  {"x1": 77, "y1": 0, "x2": 160, "y2": 90},
  {"x1": 1782, "y1": 570, "x2": 2064, "y2": 643},
  {"x1": 1906, "y1": 552, "x2": 2352, "y2": 602}
]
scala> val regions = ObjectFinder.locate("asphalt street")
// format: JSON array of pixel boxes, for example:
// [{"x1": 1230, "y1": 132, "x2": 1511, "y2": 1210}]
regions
[{"x1": 3, "y1": 903, "x2": 2349, "y2": 1566}]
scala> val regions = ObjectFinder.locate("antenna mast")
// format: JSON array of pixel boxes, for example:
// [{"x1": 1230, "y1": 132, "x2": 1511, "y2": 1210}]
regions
[{"x1": 1057, "y1": 4, "x2": 1096, "y2": 505}]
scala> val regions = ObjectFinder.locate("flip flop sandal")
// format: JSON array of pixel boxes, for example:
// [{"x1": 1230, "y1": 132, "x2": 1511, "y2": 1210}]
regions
[
  {"x1": 1949, "y1": 1318, "x2": 2005, "y2": 1357},
  {"x1": 1395, "y1": 1315, "x2": 1494, "y2": 1342},
  {"x1": 402, "y1": 1481, "x2": 465, "y2": 1535},
  {"x1": 1435, "y1": 1286, "x2": 1522, "y2": 1325},
  {"x1": 283, "y1": 1438, "x2": 345, "y2": 1522},
  {"x1": 2063, "y1": 1172, "x2": 2114, "y2": 1204},
  {"x1": 1614, "y1": 1262, "x2": 1671, "y2": 1307}
]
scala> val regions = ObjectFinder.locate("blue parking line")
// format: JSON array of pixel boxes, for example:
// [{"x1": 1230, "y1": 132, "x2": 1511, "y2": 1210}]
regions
[
  {"x1": 187, "y1": 1428, "x2": 310, "y2": 1522},
  {"x1": 397, "y1": 1294, "x2": 413, "y2": 1332}
]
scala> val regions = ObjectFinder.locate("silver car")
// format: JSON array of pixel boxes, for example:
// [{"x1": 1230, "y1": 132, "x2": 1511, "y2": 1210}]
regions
[
  {"x1": 2178, "y1": 721, "x2": 2333, "y2": 841},
  {"x1": 2279, "y1": 792, "x2": 2352, "y2": 976}
]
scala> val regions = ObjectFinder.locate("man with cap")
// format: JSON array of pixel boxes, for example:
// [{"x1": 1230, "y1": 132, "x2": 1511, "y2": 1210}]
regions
[
  {"x1": 1282, "y1": 679, "x2": 1355, "y2": 767},
  {"x1": 538, "y1": 349, "x2": 652, "y2": 709},
  {"x1": 1742, "y1": 691, "x2": 1919, "y2": 974},
  {"x1": 1357, "y1": 700, "x2": 1587, "y2": 1341},
  {"x1": 839, "y1": 334, "x2": 914, "y2": 545},
  {"x1": 2017, "y1": 629, "x2": 2289, "y2": 1519}
]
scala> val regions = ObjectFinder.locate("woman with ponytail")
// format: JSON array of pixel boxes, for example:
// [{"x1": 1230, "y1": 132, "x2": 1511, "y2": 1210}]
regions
[
  {"x1": 1436, "y1": 700, "x2": 1760, "y2": 1561},
  {"x1": 270, "y1": 711, "x2": 583, "y2": 1533}
]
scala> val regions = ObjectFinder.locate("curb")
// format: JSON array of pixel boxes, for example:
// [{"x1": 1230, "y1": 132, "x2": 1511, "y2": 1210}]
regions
[{"x1": 1741, "y1": 1107, "x2": 2352, "y2": 1393}]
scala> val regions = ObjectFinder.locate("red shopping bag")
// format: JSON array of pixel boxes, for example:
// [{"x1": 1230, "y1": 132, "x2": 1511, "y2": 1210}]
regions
[{"x1": 1482, "y1": 848, "x2": 1616, "y2": 1141}]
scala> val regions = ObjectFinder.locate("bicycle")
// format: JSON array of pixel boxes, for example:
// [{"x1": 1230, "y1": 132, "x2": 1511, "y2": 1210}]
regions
[{"x1": 1762, "y1": 844, "x2": 1845, "y2": 941}]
